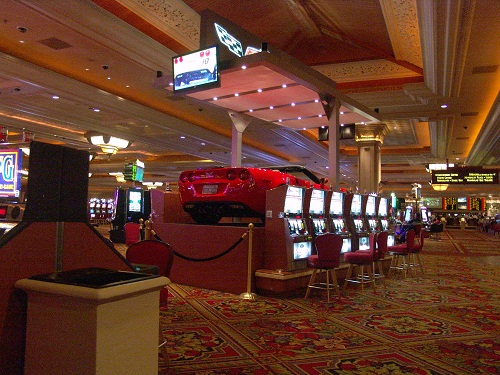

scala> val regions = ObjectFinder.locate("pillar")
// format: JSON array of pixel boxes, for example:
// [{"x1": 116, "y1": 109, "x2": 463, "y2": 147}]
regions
[
  {"x1": 355, "y1": 123, "x2": 389, "y2": 194},
  {"x1": 228, "y1": 111, "x2": 252, "y2": 167}
]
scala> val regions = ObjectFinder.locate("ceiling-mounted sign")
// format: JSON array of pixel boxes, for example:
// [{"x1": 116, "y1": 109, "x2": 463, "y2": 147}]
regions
[
  {"x1": 432, "y1": 167, "x2": 498, "y2": 184},
  {"x1": 0, "y1": 149, "x2": 22, "y2": 198}
]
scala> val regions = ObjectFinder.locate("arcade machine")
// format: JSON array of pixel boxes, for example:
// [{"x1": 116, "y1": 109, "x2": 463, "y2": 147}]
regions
[
  {"x1": 378, "y1": 197, "x2": 395, "y2": 246},
  {"x1": 326, "y1": 190, "x2": 351, "y2": 253},
  {"x1": 345, "y1": 193, "x2": 370, "y2": 251},
  {"x1": 363, "y1": 194, "x2": 379, "y2": 233},
  {"x1": 264, "y1": 184, "x2": 312, "y2": 271}
]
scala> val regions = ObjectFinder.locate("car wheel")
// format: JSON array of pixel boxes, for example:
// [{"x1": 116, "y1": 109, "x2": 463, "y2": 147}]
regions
[{"x1": 190, "y1": 210, "x2": 222, "y2": 225}]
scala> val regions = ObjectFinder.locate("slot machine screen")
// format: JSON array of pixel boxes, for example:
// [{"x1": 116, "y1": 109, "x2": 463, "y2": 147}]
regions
[
  {"x1": 404, "y1": 206, "x2": 413, "y2": 222},
  {"x1": 309, "y1": 189, "x2": 325, "y2": 215},
  {"x1": 127, "y1": 189, "x2": 143, "y2": 213},
  {"x1": 366, "y1": 195, "x2": 376, "y2": 215},
  {"x1": 421, "y1": 208, "x2": 428, "y2": 222},
  {"x1": 330, "y1": 192, "x2": 343, "y2": 215},
  {"x1": 284, "y1": 186, "x2": 303, "y2": 215},
  {"x1": 351, "y1": 194, "x2": 362, "y2": 215},
  {"x1": 378, "y1": 198, "x2": 387, "y2": 216}
]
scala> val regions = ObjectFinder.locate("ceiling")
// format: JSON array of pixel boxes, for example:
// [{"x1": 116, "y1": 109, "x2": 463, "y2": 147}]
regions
[{"x1": 0, "y1": 0, "x2": 498, "y2": 200}]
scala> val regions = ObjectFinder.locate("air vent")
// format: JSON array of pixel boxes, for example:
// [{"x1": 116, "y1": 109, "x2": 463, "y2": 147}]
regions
[
  {"x1": 471, "y1": 65, "x2": 498, "y2": 74},
  {"x1": 456, "y1": 137, "x2": 469, "y2": 140},
  {"x1": 461, "y1": 112, "x2": 478, "y2": 117},
  {"x1": 38, "y1": 37, "x2": 72, "y2": 50},
  {"x1": 273, "y1": 143, "x2": 287, "y2": 148}
]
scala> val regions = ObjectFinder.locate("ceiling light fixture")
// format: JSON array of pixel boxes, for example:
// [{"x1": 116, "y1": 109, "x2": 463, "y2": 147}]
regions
[
  {"x1": 431, "y1": 183, "x2": 449, "y2": 191},
  {"x1": 85, "y1": 131, "x2": 131, "y2": 156}
]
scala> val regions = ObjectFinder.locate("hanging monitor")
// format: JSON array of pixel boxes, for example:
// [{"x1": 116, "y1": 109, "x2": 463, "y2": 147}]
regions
[{"x1": 172, "y1": 45, "x2": 220, "y2": 94}]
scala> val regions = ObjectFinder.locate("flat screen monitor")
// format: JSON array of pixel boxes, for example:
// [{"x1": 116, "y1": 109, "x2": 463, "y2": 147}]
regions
[
  {"x1": 127, "y1": 188, "x2": 143, "y2": 213},
  {"x1": 351, "y1": 194, "x2": 362, "y2": 215},
  {"x1": 378, "y1": 197, "x2": 387, "y2": 217},
  {"x1": 309, "y1": 189, "x2": 325, "y2": 215},
  {"x1": 365, "y1": 195, "x2": 376, "y2": 216},
  {"x1": 457, "y1": 197, "x2": 467, "y2": 210},
  {"x1": 330, "y1": 191, "x2": 343, "y2": 215},
  {"x1": 284, "y1": 186, "x2": 303, "y2": 216},
  {"x1": 172, "y1": 45, "x2": 220, "y2": 94},
  {"x1": 404, "y1": 206, "x2": 413, "y2": 222}
]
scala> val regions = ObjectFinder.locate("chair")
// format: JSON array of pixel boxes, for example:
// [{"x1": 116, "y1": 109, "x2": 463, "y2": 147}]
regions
[
  {"x1": 343, "y1": 232, "x2": 377, "y2": 292},
  {"x1": 304, "y1": 233, "x2": 343, "y2": 302},
  {"x1": 429, "y1": 222, "x2": 443, "y2": 240},
  {"x1": 126, "y1": 240, "x2": 174, "y2": 367},
  {"x1": 373, "y1": 231, "x2": 388, "y2": 288},
  {"x1": 124, "y1": 222, "x2": 142, "y2": 246},
  {"x1": 387, "y1": 229, "x2": 415, "y2": 278}
]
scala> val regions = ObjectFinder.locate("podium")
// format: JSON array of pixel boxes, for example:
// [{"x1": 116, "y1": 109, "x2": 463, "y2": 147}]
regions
[{"x1": 16, "y1": 269, "x2": 168, "y2": 375}]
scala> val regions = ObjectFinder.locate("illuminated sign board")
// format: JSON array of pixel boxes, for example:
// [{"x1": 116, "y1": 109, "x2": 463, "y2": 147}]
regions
[
  {"x1": 0, "y1": 149, "x2": 22, "y2": 198},
  {"x1": 432, "y1": 167, "x2": 498, "y2": 184},
  {"x1": 124, "y1": 159, "x2": 144, "y2": 183}
]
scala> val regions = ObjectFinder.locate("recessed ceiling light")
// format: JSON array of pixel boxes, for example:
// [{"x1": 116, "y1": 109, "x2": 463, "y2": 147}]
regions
[
  {"x1": 249, "y1": 109, "x2": 253, "y2": 112},
  {"x1": 241, "y1": 65, "x2": 247, "y2": 69},
  {"x1": 257, "y1": 89, "x2": 262, "y2": 93},
  {"x1": 52, "y1": 95, "x2": 59, "y2": 99},
  {"x1": 282, "y1": 84, "x2": 287, "y2": 88},
  {"x1": 269, "y1": 106, "x2": 274, "y2": 109},
  {"x1": 180, "y1": 136, "x2": 185, "y2": 139},
  {"x1": 234, "y1": 93, "x2": 239, "y2": 97},
  {"x1": 441, "y1": 104, "x2": 448, "y2": 108},
  {"x1": 340, "y1": 111, "x2": 344, "y2": 115},
  {"x1": 213, "y1": 97, "x2": 218, "y2": 100}
]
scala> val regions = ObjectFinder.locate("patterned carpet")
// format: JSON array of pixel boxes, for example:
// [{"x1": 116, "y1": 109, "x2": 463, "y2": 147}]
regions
[{"x1": 158, "y1": 229, "x2": 500, "y2": 375}]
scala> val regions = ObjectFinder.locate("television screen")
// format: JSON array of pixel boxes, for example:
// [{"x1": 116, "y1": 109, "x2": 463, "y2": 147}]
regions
[
  {"x1": 378, "y1": 197, "x2": 387, "y2": 216},
  {"x1": 330, "y1": 191, "x2": 343, "y2": 215},
  {"x1": 351, "y1": 194, "x2": 362, "y2": 215},
  {"x1": 366, "y1": 195, "x2": 376, "y2": 216},
  {"x1": 172, "y1": 45, "x2": 220, "y2": 94},
  {"x1": 284, "y1": 186, "x2": 303, "y2": 215},
  {"x1": 127, "y1": 189, "x2": 143, "y2": 213},
  {"x1": 309, "y1": 189, "x2": 325, "y2": 215}
]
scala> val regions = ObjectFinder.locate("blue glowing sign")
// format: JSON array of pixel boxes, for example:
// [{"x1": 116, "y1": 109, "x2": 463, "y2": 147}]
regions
[{"x1": 0, "y1": 149, "x2": 22, "y2": 197}]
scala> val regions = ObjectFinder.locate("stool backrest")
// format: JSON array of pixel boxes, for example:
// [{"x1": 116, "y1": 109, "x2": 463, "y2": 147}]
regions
[
  {"x1": 314, "y1": 233, "x2": 343, "y2": 268},
  {"x1": 126, "y1": 240, "x2": 174, "y2": 277},
  {"x1": 376, "y1": 231, "x2": 389, "y2": 258},
  {"x1": 405, "y1": 229, "x2": 416, "y2": 251}
]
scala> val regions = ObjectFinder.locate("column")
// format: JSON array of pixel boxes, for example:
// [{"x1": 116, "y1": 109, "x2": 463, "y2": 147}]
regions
[{"x1": 355, "y1": 123, "x2": 389, "y2": 194}]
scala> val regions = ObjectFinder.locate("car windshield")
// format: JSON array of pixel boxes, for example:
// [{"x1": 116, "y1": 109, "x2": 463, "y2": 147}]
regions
[{"x1": 265, "y1": 166, "x2": 322, "y2": 184}]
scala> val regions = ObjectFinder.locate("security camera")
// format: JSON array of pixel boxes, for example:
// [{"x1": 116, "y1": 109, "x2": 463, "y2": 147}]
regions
[
  {"x1": 17, "y1": 26, "x2": 28, "y2": 33},
  {"x1": 102, "y1": 65, "x2": 109, "y2": 70}
]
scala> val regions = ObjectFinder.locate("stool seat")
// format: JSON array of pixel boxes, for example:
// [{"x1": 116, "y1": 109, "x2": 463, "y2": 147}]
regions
[{"x1": 343, "y1": 233, "x2": 377, "y2": 292}]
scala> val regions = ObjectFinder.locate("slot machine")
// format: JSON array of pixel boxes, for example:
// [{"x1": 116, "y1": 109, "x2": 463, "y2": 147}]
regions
[
  {"x1": 378, "y1": 197, "x2": 395, "y2": 246},
  {"x1": 420, "y1": 206, "x2": 429, "y2": 223},
  {"x1": 404, "y1": 205, "x2": 413, "y2": 222},
  {"x1": 345, "y1": 193, "x2": 369, "y2": 251},
  {"x1": 326, "y1": 190, "x2": 351, "y2": 253},
  {"x1": 264, "y1": 185, "x2": 312, "y2": 271},
  {"x1": 305, "y1": 188, "x2": 328, "y2": 236},
  {"x1": 364, "y1": 194, "x2": 379, "y2": 233}
]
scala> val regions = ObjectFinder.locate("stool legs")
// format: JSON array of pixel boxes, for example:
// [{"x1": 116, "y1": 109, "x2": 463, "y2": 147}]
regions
[
  {"x1": 343, "y1": 263, "x2": 377, "y2": 292},
  {"x1": 305, "y1": 268, "x2": 341, "y2": 302}
]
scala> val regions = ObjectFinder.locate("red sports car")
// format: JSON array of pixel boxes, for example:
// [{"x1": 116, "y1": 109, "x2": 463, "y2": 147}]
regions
[{"x1": 178, "y1": 166, "x2": 327, "y2": 224}]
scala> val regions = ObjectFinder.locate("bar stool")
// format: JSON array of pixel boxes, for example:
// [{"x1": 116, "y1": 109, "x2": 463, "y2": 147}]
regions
[
  {"x1": 409, "y1": 229, "x2": 425, "y2": 276},
  {"x1": 387, "y1": 229, "x2": 415, "y2": 278},
  {"x1": 343, "y1": 232, "x2": 377, "y2": 292},
  {"x1": 373, "y1": 231, "x2": 388, "y2": 288},
  {"x1": 304, "y1": 233, "x2": 343, "y2": 302}
]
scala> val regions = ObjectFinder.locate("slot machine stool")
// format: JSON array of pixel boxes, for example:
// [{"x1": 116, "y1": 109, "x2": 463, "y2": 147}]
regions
[
  {"x1": 387, "y1": 229, "x2": 415, "y2": 278},
  {"x1": 343, "y1": 233, "x2": 377, "y2": 293},
  {"x1": 304, "y1": 233, "x2": 343, "y2": 303}
]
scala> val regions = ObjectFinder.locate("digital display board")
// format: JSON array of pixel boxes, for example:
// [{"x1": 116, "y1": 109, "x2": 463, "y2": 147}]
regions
[
  {"x1": 0, "y1": 149, "x2": 22, "y2": 198},
  {"x1": 443, "y1": 197, "x2": 458, "y2": 210},
  {"x1": 172, "y1": 45, "x2": 220, "y2": 94},
  {"x1": 468, "y1": 197, "x2": 485, "y2": 211},
  {"x1": 432, "y1": 167, "x2": 498, "y2": 184}
]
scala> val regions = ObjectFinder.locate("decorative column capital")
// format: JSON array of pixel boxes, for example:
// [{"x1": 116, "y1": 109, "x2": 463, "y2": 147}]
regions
[{"x1": 355, "y1": 123, "x2": 390, "y2": 144}]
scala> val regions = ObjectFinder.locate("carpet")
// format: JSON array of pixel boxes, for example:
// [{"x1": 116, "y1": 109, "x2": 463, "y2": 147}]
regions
[{"x1": 158, "y1": 229, "x2": 500, "y2": 374}]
